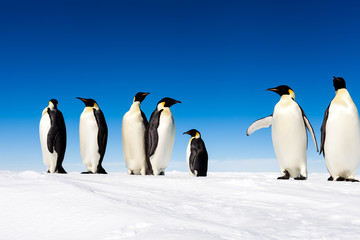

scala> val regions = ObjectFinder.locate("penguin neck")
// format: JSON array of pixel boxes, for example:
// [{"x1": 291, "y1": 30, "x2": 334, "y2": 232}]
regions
[
  {"x1": 335, "y1": 88, "x2": 349, "y2": 97},
  {"x1": 93, "y1": 103, "x2": 100, "y2": 110},
  {"x1": 190, "y1": 132, "x2": 201, "y2": 140},
  {"x1": 42, "y1": 107, "x2": 49, "y2": 116},
  {"x1": 130, "y1": 101, "x2": 141, "y2": 112},
  {"x1": 157, "y1": 102, "x2": 168, "y2": 111},
  {"x1": 84, "y1": 106, "x2": 94, "y2": 112},
  {"x1": 279, "y1": 95, "x2": 294, "y2": 102},
  {"x1": 48, "y1": 102, "x2": 56, "y2": 110},
  {"x1": 195, "y1": 132, "x2": 201, "y2": 138}
]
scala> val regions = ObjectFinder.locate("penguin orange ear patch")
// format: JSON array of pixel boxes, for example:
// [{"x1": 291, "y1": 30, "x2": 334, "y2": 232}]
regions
[{"x1": 289, "y1": 89, "x2": 295, "y2": 100}]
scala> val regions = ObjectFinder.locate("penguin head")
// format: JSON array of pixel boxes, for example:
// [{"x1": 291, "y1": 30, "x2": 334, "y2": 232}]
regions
[
  {"x1": 49, "y1": 99, "x2": 58, "y2": 109},
  {"x1": 158, "y1": 97, "x2": 181, "y2": 108},
  {"x1": 333, "y1": 76, "x2": 346, "y2": 91},
  {"x1": 77, "y1": 97, "x2": 99, "y2": 109},
  {"x1": 134, "y1": 92, "x2": 150, "y2": 103},
  {"x1": 267, "y1": 85, "x2": 295, "y2": 100},
  {"x1": 183, "y1": 129, "x2": 201, "y2": 138}
]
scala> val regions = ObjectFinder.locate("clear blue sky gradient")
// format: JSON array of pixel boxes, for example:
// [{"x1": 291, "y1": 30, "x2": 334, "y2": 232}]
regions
[{"x1": 1, "y1": 0, "x2": 360, "y2": 172}]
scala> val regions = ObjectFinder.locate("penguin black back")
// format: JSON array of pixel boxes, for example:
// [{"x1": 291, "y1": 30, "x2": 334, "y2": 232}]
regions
[
  {"x1": 46, "y1": 99, "x2": 67, "y2": 173},
  {"x1": 94, "y1": 108, "x2": 108, "y2": 174}
]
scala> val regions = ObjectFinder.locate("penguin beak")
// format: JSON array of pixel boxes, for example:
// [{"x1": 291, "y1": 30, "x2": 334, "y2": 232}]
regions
[
  {"x1": 77, "y1": 97, "x2": 86, "y2": 102},
  {"x1": 143, "y1": 92, "x2": 150, "y2": 96},
  {"x1": 174, "y1": 100, "x2": 182, "y2": 104},
  {"x1": 333, "y1": 76, "x2": 340, "y2": 82},
  {"x1": 183, "y1": 131, "x2": 190, "y2": 135},
  {"x1": 266, "y1": 88, "x2": 278, "y2": 92}
]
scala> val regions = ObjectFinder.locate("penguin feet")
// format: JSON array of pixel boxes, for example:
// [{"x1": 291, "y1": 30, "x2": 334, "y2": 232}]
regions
[
  {"x1": 277, "y1": 170, "x2": 290, "y2": 180},
  {"x1": 328, "y1": 176, "x2": 333, "y2": 181},
  {"x1": 81, "y1": 171, "x2": 94, "y2": 174},
  {"x1": 334, "y1": 176, "x2": 359, "y2": 182},
  {"x1": 294, "y1": 175, "x2": 307, "y2": 180},
  {"x1": 336, "y1": 177, "x2": 346, "y2": 181},
  {"x1": 159, "y1": 171, "x2": 165, "y2": 176},
  {"x1": 345, "y1": 178, "x2": 359, "y2": 182}
]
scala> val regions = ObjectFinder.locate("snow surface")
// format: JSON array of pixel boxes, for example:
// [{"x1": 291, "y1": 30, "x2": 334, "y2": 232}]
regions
[{"x1": 1, "y1": 171, "x2": 360, "y2": 240}]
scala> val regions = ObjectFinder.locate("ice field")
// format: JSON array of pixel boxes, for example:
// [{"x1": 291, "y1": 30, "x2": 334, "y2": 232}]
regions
[{"x1": 1, "y1": 171, "x2": 359, "y2": 239}]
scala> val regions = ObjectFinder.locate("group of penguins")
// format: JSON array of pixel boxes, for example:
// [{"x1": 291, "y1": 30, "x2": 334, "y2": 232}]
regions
[
  {"x1": 40, "y1": 76, "x2": 360, "y2": 181},
  {"x1": 39, "y1": 95, "x2": 208, "y2": 177},
  {"x1": 247, "y1": 76, "x2": 360, "y2": 182}
]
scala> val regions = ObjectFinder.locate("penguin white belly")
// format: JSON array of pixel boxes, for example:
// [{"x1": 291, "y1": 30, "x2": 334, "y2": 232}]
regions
[
  {"x1": 39, "y1": 113, "x2": 58, "y2": 173},
  {"x1": 150, "y1": 111, "x2": 175, "y2": 175},
  {"x1": 186, "y1": 139, "x2": 193, "y2": 175},
  {"x1": 122, "y1": 111, "x2": 146, "y2": 175},
  {"x1": 272, "y1": 101, "x2": 307, "y2": 178},
  {"x1": 79, "y1": 109, "x2": 100, "y2": 173},
  {"x1": 325, "y1": 104, "x2": 360, "y2": 178}
]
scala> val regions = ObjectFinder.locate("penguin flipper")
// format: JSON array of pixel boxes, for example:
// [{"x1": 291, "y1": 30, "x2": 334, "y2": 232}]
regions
[
  {"x1": 298, "y1": 104, "x2": 319, "y2": 152},
  {"x1": 303, "y1": 115, "x2": 318, "y2": 152},
  {"x1": 246, "y1": 115, "x2": 272, "y2": 136},
  {"x1": 141, "y1": 110, "x2": 149, "y2": 128},
  {"x1": 146, "y1": 109, "x2": 163, "y2": 157},
  {"x1": 94, "y1": 109, "x2": 108, "y2": 164},
  {"x1": 320, "y1": 104, "x2": 330, "y2": 156},
  {"x1": 47, "y1": 109, "x2": 67, "y2": 158}
]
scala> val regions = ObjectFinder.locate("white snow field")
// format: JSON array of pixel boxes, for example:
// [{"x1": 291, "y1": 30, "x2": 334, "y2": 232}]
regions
[{"x1": 1, "y1": 171, "x2": 360, "y2": 240}]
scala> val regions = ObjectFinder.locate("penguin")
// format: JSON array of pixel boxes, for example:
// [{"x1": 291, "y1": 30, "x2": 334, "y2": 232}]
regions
[
  {"x1": 146, "y1": 97, "x2": 181, "y2": 175},
  {"x1": 39, "y1": 99, "x2": 67, "y2": 173},
  {"x1": 247, "y1": 85, "x2": 318, "y2": 180},
  {"x1": 77, "y1": 97, "x2": 108, "y2": 174},
  {"x1": 183, "y1": 129, "x2": 208, "y2": 177},
  {"x1": 320, "y1": 77, "x2": 360, "y2": 182},
  {"x1": 122, "y1": 92, "x2": 150, "y2": 175}
]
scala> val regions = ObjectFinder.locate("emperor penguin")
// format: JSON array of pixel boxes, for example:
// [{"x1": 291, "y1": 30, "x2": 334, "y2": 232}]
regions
[
  {"x1": 320, "y1": 77, "x2": 360, "y2": 182},
  {"x1": 146, "y1": 97, "x2": 181, "y2": 175},
  {"x1": 122, "y1": 92, "x2": 150, "y2": 175},
  {"x1": 183, "y1": 129, "x2": 208, "y2": 177},
  {"x1": 247, "y1": 85, "x2": 318, "y2": 180},
  {"x1": 39, "y1": 99, "x2": 67, "y2": 173},
  {"x1": 77, "y1": 97, "x2": 108, "y2": 174}
]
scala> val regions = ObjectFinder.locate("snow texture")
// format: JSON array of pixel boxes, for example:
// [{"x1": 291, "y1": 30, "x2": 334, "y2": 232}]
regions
[{"x1": 0, "y1": 171, "x2": 359, "y2": 239}]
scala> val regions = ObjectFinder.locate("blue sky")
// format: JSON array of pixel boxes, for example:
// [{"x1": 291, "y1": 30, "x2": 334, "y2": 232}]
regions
[{"x1": 1, "y1": 0, "x2": 360, "y2": 173}]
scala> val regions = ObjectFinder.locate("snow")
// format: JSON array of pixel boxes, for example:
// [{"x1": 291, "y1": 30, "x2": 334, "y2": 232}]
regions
[{"x1": 1, "y1": 171, "x2": 360, "y2": 239}]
